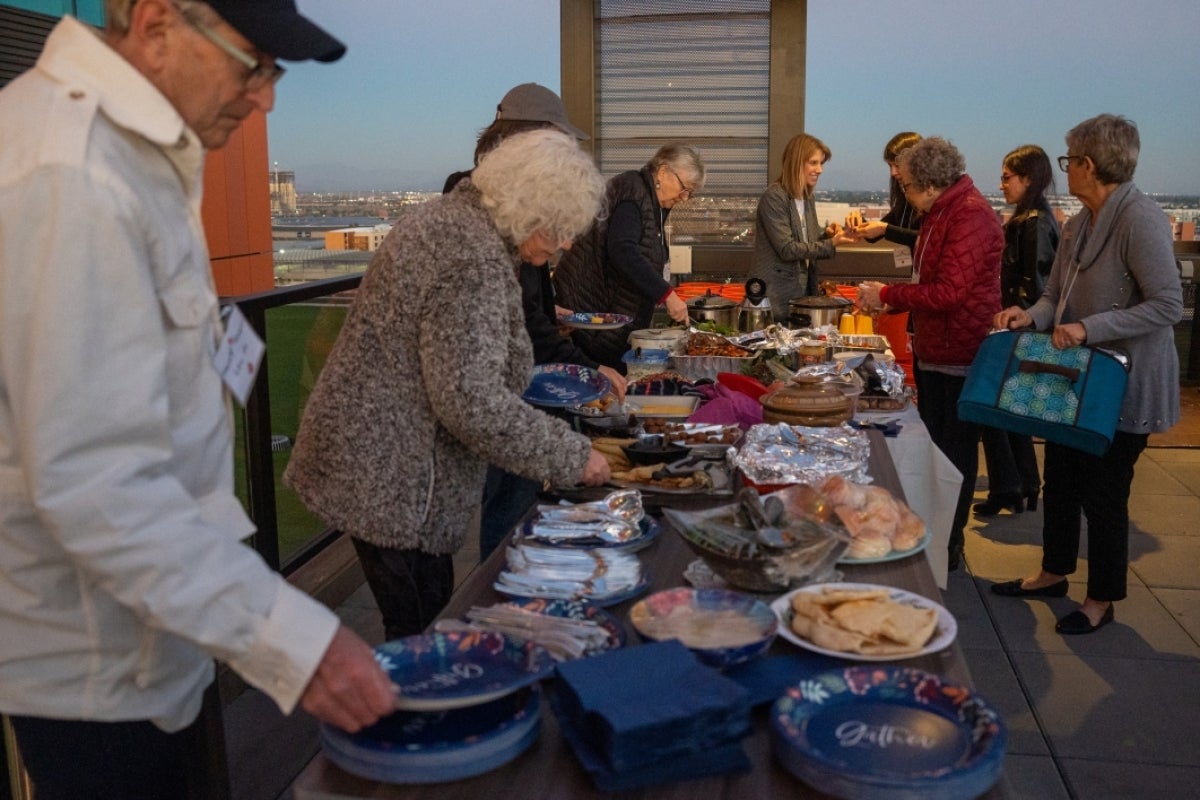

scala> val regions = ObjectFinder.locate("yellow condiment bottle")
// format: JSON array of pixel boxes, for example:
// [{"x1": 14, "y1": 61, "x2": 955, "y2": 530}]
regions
[
  {"x1": 856, "y1": 313, "x2": 874, "y2": 335},
  {"x1": 838, "y1": 313, "x2": 856, "y2": 334}
]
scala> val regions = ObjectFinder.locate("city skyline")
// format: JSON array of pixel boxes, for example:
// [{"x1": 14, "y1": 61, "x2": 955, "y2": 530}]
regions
[{"x1": 267, "y1": 1, "x2": 1200, "y2": 195}]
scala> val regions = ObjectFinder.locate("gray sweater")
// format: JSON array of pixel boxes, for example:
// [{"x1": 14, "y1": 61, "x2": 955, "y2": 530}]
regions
[
  {"x1": 1028, "y1": 182, "x2": 1182, "y2": 433},
  {"x1": 284, "y1": 183, "x2": 593, "y2": 552}
]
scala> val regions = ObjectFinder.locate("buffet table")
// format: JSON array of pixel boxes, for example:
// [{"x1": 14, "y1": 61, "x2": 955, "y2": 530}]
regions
[{"x1": 292, "y1": 430, "x2": 1008, "y2": 799}]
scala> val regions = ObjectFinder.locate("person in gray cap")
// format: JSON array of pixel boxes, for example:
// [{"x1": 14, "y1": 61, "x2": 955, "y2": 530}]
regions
[
  {"x1": 0, "y1": 2, "x2": 393, "y2": 797},
  {"x1": 443, "y1": 84, "x2": 624, "y2": 563},
  {"x1": 443, "y1": 82, "x2": 590, "y2": 191}
]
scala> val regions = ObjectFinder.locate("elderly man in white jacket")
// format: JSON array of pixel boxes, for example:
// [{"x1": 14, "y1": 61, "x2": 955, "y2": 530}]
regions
[{"x1": 0, "y1": 2, "x2": 394, "y2": 797}]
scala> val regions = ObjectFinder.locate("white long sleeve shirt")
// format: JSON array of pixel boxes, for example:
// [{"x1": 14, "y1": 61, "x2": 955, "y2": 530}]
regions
[{"x1": 0, "y1": 17, "x2": 338, "y2": 731}]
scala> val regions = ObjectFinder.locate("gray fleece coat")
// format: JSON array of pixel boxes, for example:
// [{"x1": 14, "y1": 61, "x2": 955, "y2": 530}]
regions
[
  {"x1": 284, "y1": 182, "x2": 593, "y2": 552},
  {"x1": 1027, "y1": 182, "x2": 1182, "y2": 433}
]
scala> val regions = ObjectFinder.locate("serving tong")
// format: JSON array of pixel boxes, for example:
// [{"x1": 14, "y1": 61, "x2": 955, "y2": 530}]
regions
[{"x1": 736, "y1": 488, "x2": 792, "y2": 549}]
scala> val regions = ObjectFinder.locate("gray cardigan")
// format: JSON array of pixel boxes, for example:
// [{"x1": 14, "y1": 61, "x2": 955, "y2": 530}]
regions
[
  {"x1": 751, "y1": 182, "x2": 835, "y2": 314},
  {"x1": 284, "y1": 183, "x2": 593, "y2": 552},
  {"x1": 1027, "y1": 182, "x2": 1182, "y2": 433}
]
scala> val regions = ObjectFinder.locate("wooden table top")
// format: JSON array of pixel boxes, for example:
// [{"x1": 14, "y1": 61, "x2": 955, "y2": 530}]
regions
[{"x1": 293, "y1": 431, "x2": 1009, "y2": 799}]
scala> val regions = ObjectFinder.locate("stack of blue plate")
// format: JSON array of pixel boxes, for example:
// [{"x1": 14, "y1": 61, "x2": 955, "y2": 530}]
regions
[
  {"x1": 320, "y1": 686, "x2": 541, "y2": 784},
  {"x1": 319, "y1": 631, "x2": 554, "y2": 783},
  {"x1": 770, "y1": 666, "x2": 1006, "y2": 800}
]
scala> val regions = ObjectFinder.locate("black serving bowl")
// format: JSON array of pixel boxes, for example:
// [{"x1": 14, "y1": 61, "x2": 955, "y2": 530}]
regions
[{"x1": 621, "y1": 437, "x2": 691, "y2": 467}]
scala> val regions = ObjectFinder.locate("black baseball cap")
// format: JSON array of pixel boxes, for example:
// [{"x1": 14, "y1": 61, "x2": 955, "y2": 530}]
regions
[{"x1": 205, "y1": 0, "x2": 346, "y2": 63}]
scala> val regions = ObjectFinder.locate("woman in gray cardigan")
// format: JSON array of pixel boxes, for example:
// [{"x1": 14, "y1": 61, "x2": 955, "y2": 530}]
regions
[
  {"x1": 751, "y1": 133, "x2": 851, "y2": 315},
  {"x1": 285, "y1": 130, "x2": 610, "y2": 640},
  {"x1": 990, "y1": 115, "x2": 1182, "y2": 635}
]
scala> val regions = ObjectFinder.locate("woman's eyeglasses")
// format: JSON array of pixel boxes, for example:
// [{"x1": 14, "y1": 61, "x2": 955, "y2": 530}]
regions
[{"x1": 666, "y1": 166, "x2": 696, "y2": 199}]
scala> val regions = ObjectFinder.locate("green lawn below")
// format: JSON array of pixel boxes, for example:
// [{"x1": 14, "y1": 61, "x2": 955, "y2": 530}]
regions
[{"x1": 234, "y1": 303, "x2": 348, "y2": 563}]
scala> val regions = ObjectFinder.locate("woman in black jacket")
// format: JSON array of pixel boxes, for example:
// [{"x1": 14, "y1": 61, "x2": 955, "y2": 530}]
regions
[
  {"x1": 553, "y1": 144, "x2": 705, "y2": 369},
  {"x1": 974, "y1": 145, "x2": 1061, "y2": 515},
  {"x1": 848, "y1": 131, "x2": 923, "y2": 248}
]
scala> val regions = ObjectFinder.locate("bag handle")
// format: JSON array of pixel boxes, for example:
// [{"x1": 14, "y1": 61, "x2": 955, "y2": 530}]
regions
[{"x1": 1018, "y1": 360, "x2": 1080, "y2": 381}]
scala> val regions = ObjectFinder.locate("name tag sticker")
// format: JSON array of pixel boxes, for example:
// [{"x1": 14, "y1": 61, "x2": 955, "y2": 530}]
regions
[
  {"x1": 214, "y1": 304, "x2": 265, "y2": 406},
  {"x1": 893, "y1": 246, "x2": 913, "y2": 271}
]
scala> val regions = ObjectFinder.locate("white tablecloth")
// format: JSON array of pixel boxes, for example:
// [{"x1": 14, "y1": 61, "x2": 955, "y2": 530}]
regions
[{"x1": 863, "y1": 404, "x2": 962, "y2": 589}]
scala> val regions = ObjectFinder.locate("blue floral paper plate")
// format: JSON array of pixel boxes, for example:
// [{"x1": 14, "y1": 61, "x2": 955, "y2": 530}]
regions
[
  {"x1": 523, "y1": 363, "x2": 612, "y2": 408},
  {"x1": 770, "y1": 666, "x2": 1006, "y2": 800},
  {"x1": 559, "y1": 311, "x2": 634, "y2": 330},
  {"x1": 320, "y1": 685, "x2": 541, "y2": 783},
  {"x1": 376, "y1": 631, "x2": 555, "y2": 711},
  {"x1": 629, "y1": 587, "x2": 777, "y2": 668}
]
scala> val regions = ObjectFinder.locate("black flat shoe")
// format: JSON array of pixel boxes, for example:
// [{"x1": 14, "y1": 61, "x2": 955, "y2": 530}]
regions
[
  {"x1": 1056, "y1": 604, "x2": 1115, "y2": 635},
  {"x1": 991, "y1": 578, "x2": 1069, "y2": 598},
  {"x1": 973, "y1": 494, "x2": 1025, "y2": 516}
]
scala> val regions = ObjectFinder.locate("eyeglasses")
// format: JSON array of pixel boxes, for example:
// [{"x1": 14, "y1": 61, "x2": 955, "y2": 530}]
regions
[
  {"x1": 175, "y1": 2, "x2": 285, "y2": 91},
  {"x1": 1057, "y1": 154, "x2": 1087, "y2": 172},
  {"x1": 666, "y1": 166, "x2": 696, "y2": 199},
  {"x1": 1000, "y1": 172, "x2": 1017, "y2": 184}
]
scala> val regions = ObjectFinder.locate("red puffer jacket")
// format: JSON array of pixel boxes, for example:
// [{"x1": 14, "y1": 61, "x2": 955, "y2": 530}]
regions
[{"x1": 881, "y1": 175, "x2": 1002, "y2": 367}]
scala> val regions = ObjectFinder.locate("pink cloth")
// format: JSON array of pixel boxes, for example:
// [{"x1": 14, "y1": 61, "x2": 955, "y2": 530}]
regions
[{"x1": 687, "y1": 384, "x2": 763, "y2": 429}]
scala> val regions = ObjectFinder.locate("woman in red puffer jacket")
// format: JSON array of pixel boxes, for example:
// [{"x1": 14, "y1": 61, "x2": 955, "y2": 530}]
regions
[{"x1": 858, "y1": 137, "x2": 1003, "y2": 571}]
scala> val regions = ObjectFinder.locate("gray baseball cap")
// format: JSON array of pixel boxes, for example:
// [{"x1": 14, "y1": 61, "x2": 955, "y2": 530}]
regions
[{"x1": 495, "y1": 83, "x2": 589, "y2": 140}]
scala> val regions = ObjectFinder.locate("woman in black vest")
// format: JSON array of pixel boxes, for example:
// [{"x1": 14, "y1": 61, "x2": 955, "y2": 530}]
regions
[{"x1": 553, "y1": 143, "x2": 705, "y2": 369}]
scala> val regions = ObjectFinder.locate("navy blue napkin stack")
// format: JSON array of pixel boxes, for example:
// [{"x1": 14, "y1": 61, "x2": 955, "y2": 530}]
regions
[{"x1": 552, "y1": 640, "x2": 752, "y2": 790}]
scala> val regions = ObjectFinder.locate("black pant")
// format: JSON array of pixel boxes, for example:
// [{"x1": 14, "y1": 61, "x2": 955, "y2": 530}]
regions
[
  {"x1": 351, "y1": 537, "x2": 454, "y2": 640},
  {"x1": 915, "y1": 367, "x2": 981, "y2": 557},
  {"x1": 980, "y1": 426, "x2": 1041, "y2": 499},
  {"x1": 480, "y1": 464, "x2": 541, "y2": 563},
  {"x1": 9, "y1": 686, "x2": 221, "y2": 800},
  {"x1": 1041, "y1": 431, "x2": 1147, "y2": 601}
]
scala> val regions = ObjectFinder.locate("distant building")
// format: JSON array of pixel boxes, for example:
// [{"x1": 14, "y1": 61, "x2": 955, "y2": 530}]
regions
[
  {"x1": 323, "y1": 224, "x2": 393, "y2": 252},
  {"x1": 269, "y1": 168, "x2": 297, "y2": 215}
]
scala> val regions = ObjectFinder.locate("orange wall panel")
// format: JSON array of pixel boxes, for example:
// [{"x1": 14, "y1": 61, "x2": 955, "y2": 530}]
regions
[
  {"x1": 201, "y1": 111, "x2": 274, "y2": 296},
  {"x1": 248, "y1": 252, "x2": 274, "y2": 293},
  {"x1": 207, "y1": 253, "x2": 270, "y2": 297},
  {"x1": 202, "y1": 150, "x2": 231, "y2": 260}
]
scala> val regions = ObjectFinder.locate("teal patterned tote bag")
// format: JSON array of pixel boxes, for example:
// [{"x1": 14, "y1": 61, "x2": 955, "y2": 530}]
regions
[{"x1": 958, "y1": 331, "x2": 1129, "y2": 456}]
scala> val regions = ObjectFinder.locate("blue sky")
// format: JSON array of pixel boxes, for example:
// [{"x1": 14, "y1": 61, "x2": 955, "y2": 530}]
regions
[{"x1": 268, "y1": 1, "x2": 1200, "y2": 195}]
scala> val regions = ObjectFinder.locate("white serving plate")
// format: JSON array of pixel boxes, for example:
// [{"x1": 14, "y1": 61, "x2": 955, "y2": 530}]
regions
[{"x1": 770, "y1": 582, "x2": 957, "y2": 662}]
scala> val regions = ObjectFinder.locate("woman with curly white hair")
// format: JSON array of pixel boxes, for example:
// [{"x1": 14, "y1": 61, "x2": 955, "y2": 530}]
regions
[{"x1": 286, "y1": 129, "x2": 610, "y2": 639}]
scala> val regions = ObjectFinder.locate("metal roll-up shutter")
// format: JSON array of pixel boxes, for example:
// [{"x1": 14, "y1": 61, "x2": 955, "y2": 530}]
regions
[
  {"x1": 595, "y1": 0, "x2": 771, "y2": 196},
  {"x1": 0, "y1": 5, "x2": 55, "y2": 89}
]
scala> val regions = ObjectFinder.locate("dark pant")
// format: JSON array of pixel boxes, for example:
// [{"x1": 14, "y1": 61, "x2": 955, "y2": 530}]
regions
[
  {"x1": 480, "y1": 464, "x2": 541, "y2": 562},
  {"x1": 351, "y1": 538, "x2": 454, "y2": 640},
  {"x1": 980, "y1": 426, "x2": 1041, "y2": 499},
  {"x1": 1041, "y1": 431, "x2": 1147, "y2": 601},
  {"x1": 9, "y1": 686, "x2": 222, "y2": 800},
  {"x1": 915, "y1": 367, "x2": 982, "y2": 558}
]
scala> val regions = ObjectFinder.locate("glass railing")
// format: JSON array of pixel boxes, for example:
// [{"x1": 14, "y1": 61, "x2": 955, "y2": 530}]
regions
[{"x1": 222, "y1": 273, "x2": 362, "y2": 575}]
